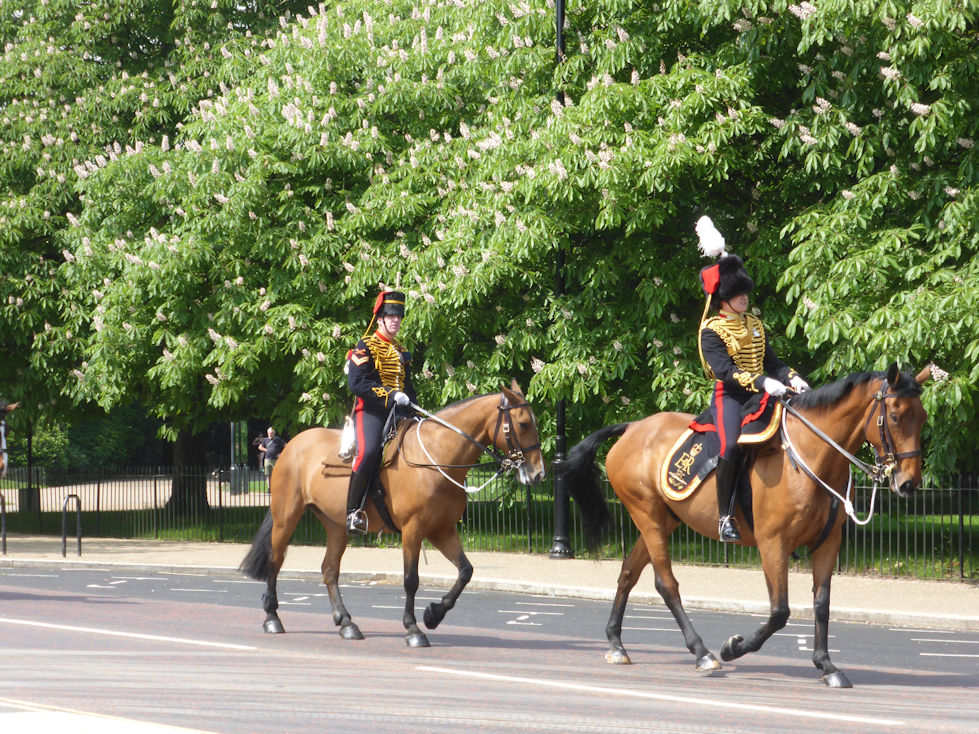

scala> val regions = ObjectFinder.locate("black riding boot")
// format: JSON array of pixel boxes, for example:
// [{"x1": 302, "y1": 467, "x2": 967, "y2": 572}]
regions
[
  {"x1": 346, "y1": 471, "x2": 371, "y2": 535},
  {"x1": 715, "y1": 455, "x2": 741, "y2": 543}
]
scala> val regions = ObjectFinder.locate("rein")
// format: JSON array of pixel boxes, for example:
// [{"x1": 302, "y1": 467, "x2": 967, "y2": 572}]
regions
[
  {"x1": 404, "y1": 395, "x2": 540, "y2": 494},
  {"x1": 778, "y1": 382, "x2": 921, "y2": 526}
]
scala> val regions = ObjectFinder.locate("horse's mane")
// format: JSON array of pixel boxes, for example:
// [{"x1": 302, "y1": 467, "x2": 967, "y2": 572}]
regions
[
  {"x1": 436, "y1": 389, "x2": 522, "y2": 416},
  {"x1": 790, "y1": 370, "x2": 922, "y2": 411}
]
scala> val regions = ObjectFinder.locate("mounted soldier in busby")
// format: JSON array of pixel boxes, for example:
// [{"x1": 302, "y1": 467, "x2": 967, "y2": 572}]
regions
[
  {"x1": 694, "y1": 216, "x2": 810, "y2": 541},
  {"x1": 343, "y1": 290, "x2": 417, "y2": 534}
]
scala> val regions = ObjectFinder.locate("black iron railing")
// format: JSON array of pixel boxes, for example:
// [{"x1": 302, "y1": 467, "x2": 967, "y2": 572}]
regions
[{"x1": 0, "y1": 465, "x2": 974, "y2": 581}]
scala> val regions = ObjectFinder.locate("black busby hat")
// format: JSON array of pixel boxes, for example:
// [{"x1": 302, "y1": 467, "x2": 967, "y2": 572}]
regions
[
  {"x1": 373, "y1": 291, "x2": 406, "y2": 318},
  {"x1": 703, "y1": 255, "x2": 754, "y2": 309}
]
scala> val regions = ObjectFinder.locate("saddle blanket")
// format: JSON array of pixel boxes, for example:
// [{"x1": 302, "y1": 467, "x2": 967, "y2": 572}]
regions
[{"x1": 660, "y1": 395, "x2": 782, "y2": 501}]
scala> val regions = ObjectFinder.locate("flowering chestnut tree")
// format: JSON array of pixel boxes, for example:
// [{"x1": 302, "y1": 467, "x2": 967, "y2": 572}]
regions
[{"x1": 8, "y1": 0, "x2": 979, "y2": 477}]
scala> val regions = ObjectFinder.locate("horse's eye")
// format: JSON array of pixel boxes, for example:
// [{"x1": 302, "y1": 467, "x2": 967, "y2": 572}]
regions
[{"x1": 519, "y1": 421, "x2": 532, "y2": 430}]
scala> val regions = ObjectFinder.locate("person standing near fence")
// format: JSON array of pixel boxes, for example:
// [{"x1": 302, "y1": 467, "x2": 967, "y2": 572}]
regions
[
  {"x1": 258, "y1": 427, "x2": 285, "y2": 487},
  {"x1": 344, "y1": 290, "x2": 417, "y2": 534}
]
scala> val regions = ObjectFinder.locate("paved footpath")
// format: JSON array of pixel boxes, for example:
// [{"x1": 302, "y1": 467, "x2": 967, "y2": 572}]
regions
[{"x1": 1, "y1": 534, "x2": 976, "y2": 631}]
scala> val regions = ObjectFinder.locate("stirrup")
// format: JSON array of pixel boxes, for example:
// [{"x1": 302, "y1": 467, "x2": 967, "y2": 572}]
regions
[
  {"x1": 718, "y1": 515, "x2": 741, "y2": 543},
  {"x1": 346, "y1": 510, "x2": 368, "y2": 535}
]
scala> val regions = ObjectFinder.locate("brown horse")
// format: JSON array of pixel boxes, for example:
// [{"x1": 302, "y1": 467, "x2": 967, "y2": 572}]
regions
[
  {"x1": 561, "y1": 365, "x2": 929, "y2": 687},
  {"x1": 240, "y1": 381, "x2": 545, "y2": 647}
]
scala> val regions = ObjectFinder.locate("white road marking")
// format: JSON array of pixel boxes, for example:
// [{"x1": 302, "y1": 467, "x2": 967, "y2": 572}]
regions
[
  {"x1": 621, "y1": 626, "x2": 676, "y2": 632},
  {"x1": 171, "y1": 588, "x2": 227, "y2": 593},
  {"x1": 497, "y1": 609, "x2": 563, "y2": 616},
  {"x1": 110, "y1": 576, "x2": 165, "y2": 581},
  {"x1": 515, "y1": 601, "x2": 574, "y2": 607},
  {"x1": 0, "y1": 697, "x2": 212, "y2": 733},
  {"x1": 920, "y1": 653, "x2": 979, "y2": 658},
  {"x1": 773, "y1": 632, "x2": 835, "y2": 639},
  {"x1": 911, "y1": 638, "x2": 977, "y2": 644},
  {"x1": 890, "y1": 628, "x2": 954, "y2": 634},
  {"x1": 85, "y1": 584, "x2": 118, "y2": 589},
  {"x1": 0, "y1": 617, "x2": 255, "y2": 651},
  {"x1": 417, "y1": 666, "x2": 904, "y2": 726},
  {"x1": 0, "y1": 573, "x2": 59, "y2": 578}
]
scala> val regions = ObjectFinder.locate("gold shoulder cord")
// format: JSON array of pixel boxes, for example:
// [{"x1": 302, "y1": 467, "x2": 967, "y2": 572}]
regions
[{"x1": 697, "y1": 294, "x2": 713, "y2": 379}]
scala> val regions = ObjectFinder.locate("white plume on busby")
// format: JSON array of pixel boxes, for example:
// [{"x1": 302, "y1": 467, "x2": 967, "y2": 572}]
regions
[{"x1": 695, "y1": 215, "x2": 727, "y2": 258}]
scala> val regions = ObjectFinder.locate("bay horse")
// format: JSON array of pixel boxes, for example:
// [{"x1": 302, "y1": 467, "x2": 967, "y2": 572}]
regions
[
  {"x1": 240, "y1": 380, "x2": 545, "y2": 647},
  {"x1": 561, "y1": 365, "x2": 929, "y2": 687}
]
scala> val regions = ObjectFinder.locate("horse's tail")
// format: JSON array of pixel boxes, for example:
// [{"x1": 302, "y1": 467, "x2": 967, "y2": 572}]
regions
[
  {"x1": 560, "y1": 422, "x2": 630, "y2": 552},
  {"x1": 239, "y1": 511, "x2": 274, "y2": 581}
]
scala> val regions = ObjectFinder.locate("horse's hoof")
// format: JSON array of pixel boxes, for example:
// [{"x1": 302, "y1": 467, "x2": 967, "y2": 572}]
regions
[
  {"x1": 405, "y1": 632, "x2": 431, "y2": 648},
  {"x1": 696, "y1": 653, "x2": 722, "y2": 671},
  {"x1": 605, "y1": 648, "x2": 632, "y2": 665},
  {"x1": 719, "y1": 635, "x2": 743, "y2": 662},
  {"x1": 339, "y1": 623, "x2": 364, "y2": 640},
  {"x1": 263, "y1": 618, "x2": 285, "y2": 634},
  {"x1": 821, "y1": 671, "x2": 853, "y2": 688},
  {"x1": 423, "y1": 604, "x2": 443, "y2": 630}
]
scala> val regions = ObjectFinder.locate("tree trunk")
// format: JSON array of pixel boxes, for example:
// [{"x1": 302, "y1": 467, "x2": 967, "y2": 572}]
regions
[{"x1": 167, "y1": 427, "x2": 209, "y2": 515}]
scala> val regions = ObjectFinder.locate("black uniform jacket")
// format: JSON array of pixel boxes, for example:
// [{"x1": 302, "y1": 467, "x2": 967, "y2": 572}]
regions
[{"x1": 347, "y1": 331, "x2": 417, "y2": 415}]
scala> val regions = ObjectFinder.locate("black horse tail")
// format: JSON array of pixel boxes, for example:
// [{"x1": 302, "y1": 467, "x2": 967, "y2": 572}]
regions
[
  {"x1": 239, "y1": 511, "x2": 274, "y2": 581},
  {"x1": 560, "y1": 423, "x2": 630, "y2": 553}
]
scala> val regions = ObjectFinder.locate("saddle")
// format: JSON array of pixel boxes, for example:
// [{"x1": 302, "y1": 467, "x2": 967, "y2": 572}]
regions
[{"x1": 659, "y1": 393, "x2": 782, "y2": 503}]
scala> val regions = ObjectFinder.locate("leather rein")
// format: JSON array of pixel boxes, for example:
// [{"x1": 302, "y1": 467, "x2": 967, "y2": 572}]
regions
[
  {"x1": 400, "y1": 394, "x2": 541, "y2": 493},
  {"x1": 778, "y1": 380, "x2": 922, "y2": 525}
]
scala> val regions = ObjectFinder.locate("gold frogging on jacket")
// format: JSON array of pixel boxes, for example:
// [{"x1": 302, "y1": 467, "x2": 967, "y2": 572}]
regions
[
  {"x1": 365, "y1": 333, "x2": 406, "y2": 394},
  {"x1": 701, "y1": 312, "x2": 767, "y2": 390}
]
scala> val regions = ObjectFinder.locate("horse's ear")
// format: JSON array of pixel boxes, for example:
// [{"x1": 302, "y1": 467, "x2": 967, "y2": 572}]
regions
[
  {"x1": 509, "y1": 378, "x2": 524, "y2": 396},
  {"x1": 915, "y1": 365, "x2": 932, "y2": 385},
  {"x1": 887, "y1": 363, "x2": 900, "y2": 387}
]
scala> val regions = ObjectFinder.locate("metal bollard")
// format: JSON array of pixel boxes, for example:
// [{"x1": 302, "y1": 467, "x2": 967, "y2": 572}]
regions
[
  {"x1": 1, "y1": 492, "x2": 6, "y2": 556},
  {"x1": 62, "y1": 493, "x2": 82, "y2": 557}
]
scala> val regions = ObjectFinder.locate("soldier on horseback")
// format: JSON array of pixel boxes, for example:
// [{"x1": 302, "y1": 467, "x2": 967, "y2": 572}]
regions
[
  {"x1": 344, "y1": 291, "x2": 417, "y2": 534},
  {"x1": 695, "y1": 217, "x2": 809, "y2": 542}
]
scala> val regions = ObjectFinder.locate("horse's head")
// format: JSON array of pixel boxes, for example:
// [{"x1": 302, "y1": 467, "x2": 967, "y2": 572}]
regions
[
  {"x1": 490, "y1": 379, "x2": 546, "y2": 485},
  {"x1": 865, "y1": 364, "x2": 930, "y2": 498}
]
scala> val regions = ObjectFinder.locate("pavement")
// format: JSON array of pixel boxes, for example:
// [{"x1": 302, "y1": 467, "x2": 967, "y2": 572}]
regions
[{"x1": 1, "y1": 533, "x2": 976, "y2": 631}]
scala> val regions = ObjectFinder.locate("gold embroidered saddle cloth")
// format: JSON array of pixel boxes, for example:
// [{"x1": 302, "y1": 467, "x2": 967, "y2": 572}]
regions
[{"x1": 660, "y1": 394, "x2": 782, "y2": 501}]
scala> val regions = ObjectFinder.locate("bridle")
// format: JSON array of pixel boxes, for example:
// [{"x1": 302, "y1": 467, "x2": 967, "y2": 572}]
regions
[
  {"x1": 779, "y1": 379, "x2": 922, "y2": 525},
  {"x1": 404, "y1": 394, "x2": 541, "y2": 493}
]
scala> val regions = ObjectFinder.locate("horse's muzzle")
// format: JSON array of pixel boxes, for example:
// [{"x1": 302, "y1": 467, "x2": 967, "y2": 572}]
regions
[
  {"x1": 894, "y1": 476, "x2": 918, "y2": 498},
  {"x1": 519, "y1": 464, "x2": 546, "y2": 485}
]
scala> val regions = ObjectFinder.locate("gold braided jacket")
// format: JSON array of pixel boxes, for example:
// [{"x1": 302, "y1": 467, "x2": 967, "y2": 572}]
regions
[
  {"x1": 700, "y1": 311, "x2": 767, "y2": 391},
  {"x1": 363, "y1": 332, "x2": 407, "y2": 398}
]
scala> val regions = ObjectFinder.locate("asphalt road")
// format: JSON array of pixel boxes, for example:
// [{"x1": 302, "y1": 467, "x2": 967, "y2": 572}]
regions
[{"x1": 1, "y1": 568, "x2": 977, "y2": 733}]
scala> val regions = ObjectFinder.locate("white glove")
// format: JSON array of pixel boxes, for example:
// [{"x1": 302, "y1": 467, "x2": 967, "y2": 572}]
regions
[
  {"x1": 789, "y1": 375, "x2": 810, "y2": 393},
  {"x1": 392, "y1": 391, "x2": 410, "y2": 407},
  {"x1": 762, "y1": 378, "x2": 787, "y2": 397}
]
